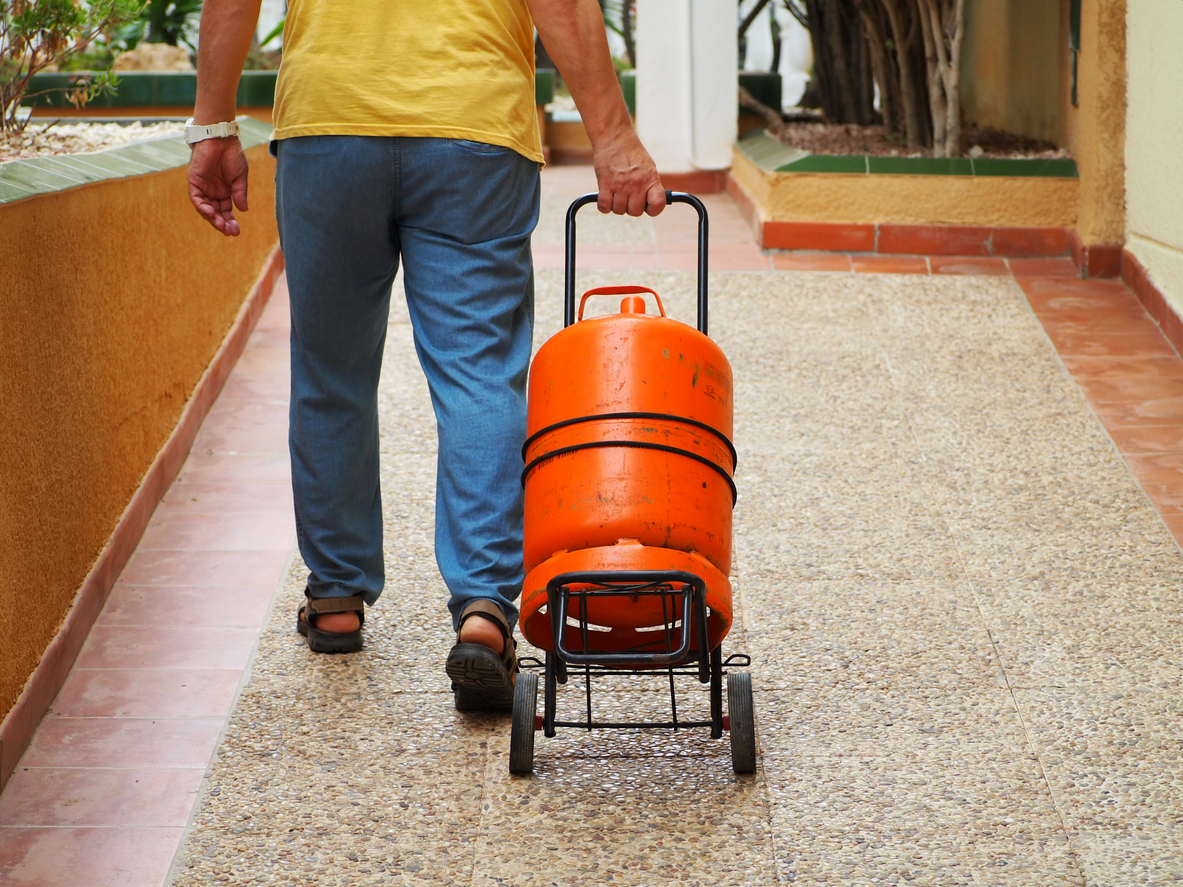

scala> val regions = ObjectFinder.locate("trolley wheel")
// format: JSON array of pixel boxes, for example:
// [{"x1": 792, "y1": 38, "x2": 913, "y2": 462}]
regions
[
  {"x1": 509, "y1": 671, "x2": 539, "y2": 775},
  {"x1": 728, "y1": 671, "x2": 756, "y2": 774}
]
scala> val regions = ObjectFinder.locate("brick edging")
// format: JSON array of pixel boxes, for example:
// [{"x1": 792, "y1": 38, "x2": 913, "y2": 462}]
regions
[
  {"x1": 0, "y1": 244, "x2": 285, "y2": 791},
  {"x1": 1123, "y1": 247, "x2": 1183, "y2": 357}
]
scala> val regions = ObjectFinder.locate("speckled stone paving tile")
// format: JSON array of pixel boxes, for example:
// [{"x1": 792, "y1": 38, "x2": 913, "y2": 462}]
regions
[{"x1": 172, "y1": 257, "x2": 1183, "y2": 886}]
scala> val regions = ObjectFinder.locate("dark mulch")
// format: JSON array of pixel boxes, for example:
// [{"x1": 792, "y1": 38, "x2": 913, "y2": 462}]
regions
[{"x1": 773, "y1": 119, "x2": 1069, "y2": 159}]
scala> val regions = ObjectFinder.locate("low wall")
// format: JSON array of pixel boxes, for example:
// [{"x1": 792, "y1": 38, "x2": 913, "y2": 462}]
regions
[{"x1": 0, "y1": 120, "x2": 279, "y2": 738}]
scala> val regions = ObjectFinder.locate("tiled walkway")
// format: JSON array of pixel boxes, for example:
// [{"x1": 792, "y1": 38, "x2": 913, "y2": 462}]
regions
[{"x1": 1, "y1": 164, "x2": 1181, "y2": 886}]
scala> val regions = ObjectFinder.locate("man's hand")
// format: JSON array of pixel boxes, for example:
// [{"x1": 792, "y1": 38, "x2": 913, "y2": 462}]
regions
[
  {"x1": 528, "y1": 0, "x2": 665, "y2": 216},
  {"x1": 594, "y1": 128, "x2": 666, "y2": 217},
  {"x1": 188, "y1": 137, "x2": 249, "y2": 236}
]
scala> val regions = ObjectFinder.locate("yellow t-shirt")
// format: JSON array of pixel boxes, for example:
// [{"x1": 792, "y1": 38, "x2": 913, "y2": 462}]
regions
[{"x1": 271, "y1": 0, "x2": 543, "y2": 163}]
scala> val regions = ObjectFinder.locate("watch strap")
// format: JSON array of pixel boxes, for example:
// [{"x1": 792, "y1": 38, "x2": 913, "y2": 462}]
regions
[{"x1": 184, "y1": 118, "x2": 241, "y2": 145}]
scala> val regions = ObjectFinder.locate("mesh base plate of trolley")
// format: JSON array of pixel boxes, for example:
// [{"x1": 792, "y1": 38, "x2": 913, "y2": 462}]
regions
[{"x1": 509, "y1": 570, "x2": 755, "y2": 775}]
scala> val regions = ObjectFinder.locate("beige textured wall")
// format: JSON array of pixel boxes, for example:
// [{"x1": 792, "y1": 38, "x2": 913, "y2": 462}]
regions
[
  {"x1": 731, "y1": 151, "x2": 1078, "y2": 227},
  {"x1": 0, "y1": 145, "x2": 278, "y2": 722},
  {"x1": 1070, "y1": 0, "x2": 1126, "y2": 245},
  {"x1": 1125, "y1": 0, "x2": 1183, "y2": 310},
  {"x1": 961, "y1": 0, "x2": 1064, "y2": 144}
]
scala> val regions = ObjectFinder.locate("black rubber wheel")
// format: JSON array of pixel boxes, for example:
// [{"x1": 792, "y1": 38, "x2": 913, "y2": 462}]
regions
[
  {"x1": 509, "y1": 671, "x2": 538, "y2": 775},
  {"x1": 728, "y1": 671, "x2": 756, "y2": 774}
]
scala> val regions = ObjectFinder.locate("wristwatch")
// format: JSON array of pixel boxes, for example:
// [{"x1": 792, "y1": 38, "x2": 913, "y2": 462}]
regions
[{"x1": 184, "y1": 118, "x2": 241, "y2": 145}]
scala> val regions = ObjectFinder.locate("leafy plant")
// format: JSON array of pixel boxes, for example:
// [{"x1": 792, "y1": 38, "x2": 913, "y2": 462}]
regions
[
  {"x1": 1, "y1": 0, "x2": 139, "y2": 132},
  {"x1": 113, "y1": 0, "x2": 201, "y2": 52}
]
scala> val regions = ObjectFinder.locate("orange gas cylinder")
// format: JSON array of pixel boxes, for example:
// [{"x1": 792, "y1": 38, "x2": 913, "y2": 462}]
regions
[{"x1": 522, "y1": 286, "x2": 735, "y2": 576}]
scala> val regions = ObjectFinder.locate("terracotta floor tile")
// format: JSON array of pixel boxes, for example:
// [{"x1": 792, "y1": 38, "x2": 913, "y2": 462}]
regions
[
  {"x1": 1037, "y1": 313, "x2": 1163, "y2": 340},
  {"x1": 1158, "y1": 514, "x2": 1183, "y2": 547},
  {"x1": 707, "y1": 244, "x2": 771, "y2": 271},
  {"x1": 199, "y1": 395, "x2": 290, "y2": 428},
  {"x1": 1103, "y1": 425, "x2": 1183, "y2": 455},
  {"x1": 0, "y1": 767, "x2": 202, "y2": 827},
  {"x1": 136, "y1": 509, "x2": 294, "y2": 552},
  {"x1": 1091, "y1": 399, "x2": 1183, "y2": 427},
  {"x1": 190, "y1": 419, "x2": 291, "y2": 455},
  {"x1": 1014, "y1": 275, "x2": 1131, "y2": 301},
  {"x1": 231, "y1": 343, "x2": 290, "y2": 372},
  {"x1": 215, "y1": 372, "x2": 290, "y2": 403},
  {"x1": 654, "y1": 249, "x2": 702, "y2": 271},
  {"x1": 0, "y1": 826, "x2": 185, "y2": 887},
  {"x1": 1073, "y1": 375, "x2": 1183, "y2": 404},
  {"x1": 175, "y1": 452, "x2": 291, "y2": 484},
  {"x1": 1041, "y1": 329, "x2": 1178, "y2": 358},
  {"x1": 254, "y1": 278, "x2": 289, "y2": 330},
  {"x1": 1006, "y1": 257, "x2": 1078, "y2": 277},
  {"x1": 1124, "y1": 453, "x2": 1183, "y2": 485},
  {"x1": 161, "y1": 480, "x2": 294, "y2": 513},
  {"x1": 573, "y1": 247, "x2": 639, "y2": 270},
  {"x1": 20, "y1": 718, "x2": 224, "y2": 769},
  {"x1": 1060, "y1": 355, "x2": 1183, "y2": 380},
  {"x1": 73, "y1": 626, "x2": 259, "y2": 671},
  {"x1": 49, "y1": 668, "x2": 244, "y2": 718},
  {"x1": 851, "y1": 255, "x2": 929, "y2": 274},
  {"x1": 770, "y1": 252, "x2": 854, "y2": 272},
  {"x1": 1132, "y1": 482, "x2": 1183, "y2": 508},
  {"x1": 97, "y1": 583, "x2": 275, "y2": 628},
  {"x1": 245, "y1": 325, "x2": 291, "y2": 350},
  {"x1": 117, "y1": 547, "x2": 292, "y2": 587},
  {"x1": 929, "y1": 256, "x2": 1010, "y2": 276}
]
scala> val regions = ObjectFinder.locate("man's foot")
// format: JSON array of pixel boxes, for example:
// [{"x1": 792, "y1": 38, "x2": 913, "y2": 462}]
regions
[
  {"x1": 458, "y1": 614, "x2": 504, "y2": 655},
  {"x1": 446, "y1": 600, "x2": 517, "y2": 711},
  {"x1": 297, "y1": 591, "x2": 365, "y2": 653}
]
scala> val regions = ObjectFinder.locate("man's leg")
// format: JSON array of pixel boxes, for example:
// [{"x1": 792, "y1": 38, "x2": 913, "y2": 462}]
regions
[
  {"x1": 275, "y1": 136, "x2": 400, "y2": 641},
  {"x1": 395, "y1": 138, "x2": 540, "y2": 649}
]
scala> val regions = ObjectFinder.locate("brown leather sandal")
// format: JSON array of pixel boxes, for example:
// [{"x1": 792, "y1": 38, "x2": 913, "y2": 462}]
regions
[
  {"x1": 297, "y1": 590, "x2": 365, "y2": 654},
  {"x1": 445, "y1": 599, "x2": 518, "y2": 712}
]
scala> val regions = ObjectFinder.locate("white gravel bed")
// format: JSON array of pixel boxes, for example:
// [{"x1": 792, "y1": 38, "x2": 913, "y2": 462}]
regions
[{"x1": 0, "y1": 120, "x2": 185, "y2": 164}]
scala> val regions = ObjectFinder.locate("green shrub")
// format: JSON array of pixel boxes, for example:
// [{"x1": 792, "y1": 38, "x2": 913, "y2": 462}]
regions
[{"x1": 1, "y1": 0, "x2": 139, "y2": 131}]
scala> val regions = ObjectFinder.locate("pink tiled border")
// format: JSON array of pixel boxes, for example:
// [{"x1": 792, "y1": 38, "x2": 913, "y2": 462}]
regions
[{"x1": 0, "y1": 245, "x2": 285, "y2": 791}]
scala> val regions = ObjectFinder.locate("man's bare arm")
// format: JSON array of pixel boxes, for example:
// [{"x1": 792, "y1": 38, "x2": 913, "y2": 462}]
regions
[
  {"x1": 528, "y1": 0, "x2": 665, "y2": 217},
  {"x1": 187, "y1": 0, "x2": 261, "y2": 236}
]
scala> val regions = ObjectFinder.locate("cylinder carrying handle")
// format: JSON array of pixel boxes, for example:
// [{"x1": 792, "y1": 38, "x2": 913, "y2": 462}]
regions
[
  {"x1": 564, "y1": 190, "x2": 710, "y2": 334},
  {"x1": 577, "y1": 285, "x2": 667, "y2": 322}
]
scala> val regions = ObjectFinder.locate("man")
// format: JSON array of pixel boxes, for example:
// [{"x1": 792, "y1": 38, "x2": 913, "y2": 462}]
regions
[{"x1": 187, "y1": 0, "x2": 664, "y2": 710}]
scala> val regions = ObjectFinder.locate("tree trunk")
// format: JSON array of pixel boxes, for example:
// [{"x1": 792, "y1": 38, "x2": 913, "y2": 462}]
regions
[
  {"x1": 856, "y1": 1, "x2": 896, "y2": 133},
  {"x1": 917, "y1": 0, "x2": 947, "y2": 156},
  {"x1": 621, "y1": 1, "x2": 635, "y2": 68},
  {"x1": 941, "y1": 0, "x2": 966, "y2": 157},
  {"x1": 877, "y1": 0, "x2": 928, "y2": 148}
]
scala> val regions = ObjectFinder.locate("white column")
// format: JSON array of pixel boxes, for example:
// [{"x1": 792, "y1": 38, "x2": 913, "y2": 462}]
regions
[{"x1": 636, "y1": 0, "x2": 737, "y2": 173}]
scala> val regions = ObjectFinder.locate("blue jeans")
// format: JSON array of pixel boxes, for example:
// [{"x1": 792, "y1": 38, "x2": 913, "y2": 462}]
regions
[{"x1": 274, "y1": 136, "x2": 540, "y2": 630}]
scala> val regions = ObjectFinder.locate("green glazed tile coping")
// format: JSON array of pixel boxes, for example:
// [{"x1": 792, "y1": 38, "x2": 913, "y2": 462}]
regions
[
  {"x1": 970, "y1": 157, "x2": 1078, "y2": 178},
  {"x1": 0, "y1": 180, "x2": 37, "y2": 202},
  {"x1": 867, "y1": 155, "x2": 973, "y2": 175},
  {"x1": 739, "y1": 130, "x2": 807, "y2": 172},
  {"x1": 738, "y1": 131, "x2": 1078, "y2": 178},
  {"x1": 535, "y1": 68, "x2": 555, "y2": 107},
  {"x1": 778, "y1": 154, "x2": 868, "y2": 173},
  {"x1": 0, "y1": 115, "x2": 271, "y2": 205},
  {"x1": 26, "y1": 68, "x2": 549, "y2": 110},
  {"x1": 19, "y1": 156, "x2": 105, "y2": 184}
]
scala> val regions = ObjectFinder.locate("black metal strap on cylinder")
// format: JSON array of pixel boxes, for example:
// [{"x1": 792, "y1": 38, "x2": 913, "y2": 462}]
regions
[
  {"x1": 565, "y1": 191, "x2": 710, "y2": 334},
  {"x1": 521, "y1": 439, "x2": 738, "y2": 505},
  {"x1": 522, "y1": 410, "x2": 737, "y2": 469}
]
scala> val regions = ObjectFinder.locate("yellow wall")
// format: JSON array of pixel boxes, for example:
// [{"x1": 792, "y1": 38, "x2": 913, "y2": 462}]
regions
[
  {"x1": 0, "y1": 145, "x2": 278, "y2": 721},
  {"x1": 1070, "y1": 0, "x2": 1126, "y2": 245},
  {"x1": 1125, "y1": 0, "x2": 1183, "y2": 310},
  {"x1": 731, "y1": 150, "x2": 1078, "y2": 228},
  {"x1": 961, "y1": 0, "x2": 1064, "y2": 145}
]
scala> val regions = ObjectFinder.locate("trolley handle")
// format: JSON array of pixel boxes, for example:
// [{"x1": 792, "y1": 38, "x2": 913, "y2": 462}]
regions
[{"x1": 564, "y1": 190, "x2": 710, "y2": 335}]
